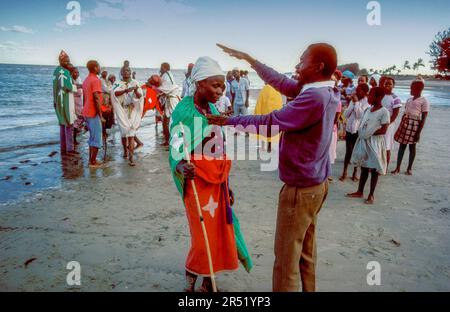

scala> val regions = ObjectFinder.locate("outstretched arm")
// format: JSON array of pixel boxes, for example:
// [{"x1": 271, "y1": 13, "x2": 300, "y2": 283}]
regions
[
  {"x1": 208, "y1": 90, "x2": 322, "y2": 134},
  {"x1": 217, "y1": 44, "x2": 301, "y2": 99}
]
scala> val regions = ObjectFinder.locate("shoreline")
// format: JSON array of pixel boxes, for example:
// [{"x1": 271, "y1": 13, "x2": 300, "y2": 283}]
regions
[{"x1": 1, "y1": 101, "x2": 449, "y2": 291}]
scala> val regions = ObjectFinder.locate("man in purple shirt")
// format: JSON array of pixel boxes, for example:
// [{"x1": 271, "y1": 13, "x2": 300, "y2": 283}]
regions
[{"x1": 209, "y1": 43, "x2": 339, "y2": 292}]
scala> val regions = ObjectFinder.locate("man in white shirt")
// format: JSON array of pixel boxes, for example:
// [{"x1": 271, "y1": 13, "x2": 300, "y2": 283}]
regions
[
  {"x1": 159, "y1": 62, "x2": 180, "y2": 147},
  {"x1": 231, "y1": 68, "x2": 250, "y2": 116},
  {"x1": 181, "y1": 63, "x2": 194, "y2": 98}
]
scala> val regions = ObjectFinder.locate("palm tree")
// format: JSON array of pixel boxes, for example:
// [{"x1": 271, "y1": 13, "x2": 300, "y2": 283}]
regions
[
  {"x1": 413, "y1": 58, "x2": 426, "y2": 72},
  {"x1": 403, "y1": 61, "x2": 411, "y2": 70},
  {"x1": 391, "y1": 65, "x2": 397, "y2": 75}
]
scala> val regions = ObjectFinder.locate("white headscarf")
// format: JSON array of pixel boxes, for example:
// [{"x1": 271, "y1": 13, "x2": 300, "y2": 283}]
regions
[
  {"x1": 188, "y1": 56, "x2": 225, "y2": 97},
  {"x1": 191, "y1": 56, "x2": 224, "y2": 82},
  {"x1": 370, "y1": 74, "x2": 381, "y2": 86}
]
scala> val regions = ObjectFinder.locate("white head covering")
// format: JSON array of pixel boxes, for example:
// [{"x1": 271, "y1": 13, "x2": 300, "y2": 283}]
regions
[
  {"x1": 191, "y1": 56, "x2": 225, "y2": 82},
  {"x1": 370, "y1": 74, "x2": 381, "y2": 86}
]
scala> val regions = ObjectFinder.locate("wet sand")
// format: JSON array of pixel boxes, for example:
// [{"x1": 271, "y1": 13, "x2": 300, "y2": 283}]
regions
[{"x1": 0, "y1": 94, "x2": 449, "y2": 292}]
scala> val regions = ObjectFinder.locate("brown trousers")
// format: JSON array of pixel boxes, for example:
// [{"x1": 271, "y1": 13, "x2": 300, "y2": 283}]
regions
[{"x1": 273, "y1": 181, "x2": 329, "y2": 292}]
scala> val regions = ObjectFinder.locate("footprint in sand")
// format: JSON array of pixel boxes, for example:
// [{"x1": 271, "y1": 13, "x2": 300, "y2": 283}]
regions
[{"x1": 338, "y1": 251, "x2": 351, "y2": 259}]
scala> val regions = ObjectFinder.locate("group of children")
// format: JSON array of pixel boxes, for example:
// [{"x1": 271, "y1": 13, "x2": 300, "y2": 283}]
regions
[{"x1": 329, "y1": 71, "x2": 430, "y2": 204}]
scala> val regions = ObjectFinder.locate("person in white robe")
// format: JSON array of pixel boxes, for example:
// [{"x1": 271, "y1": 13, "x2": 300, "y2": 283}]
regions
[
  {"x1": 159, "y1": 62, "x2": 180, "y2": 146},
  {"x1": 111, "y1": 67, "x2": 144, "y2": 166}
]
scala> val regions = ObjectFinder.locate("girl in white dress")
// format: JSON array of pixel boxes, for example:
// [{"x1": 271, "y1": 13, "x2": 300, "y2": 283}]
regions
[{"x1": 347, "y1": 87, "x2": 390, "y2": 204}]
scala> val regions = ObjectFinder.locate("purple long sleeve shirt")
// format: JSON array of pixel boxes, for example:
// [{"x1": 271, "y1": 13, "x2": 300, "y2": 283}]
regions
[{"x1": 227, "y1": 61, "x2": 340, "y2": 188}]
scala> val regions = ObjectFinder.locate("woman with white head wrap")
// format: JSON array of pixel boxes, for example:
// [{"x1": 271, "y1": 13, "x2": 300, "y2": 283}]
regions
[
  {"x1": 168, "y1": 56, "x2": 252, "y2": 292},
  {"x1": 369, "y1": 74, "x2": 381, "y2": 88}
]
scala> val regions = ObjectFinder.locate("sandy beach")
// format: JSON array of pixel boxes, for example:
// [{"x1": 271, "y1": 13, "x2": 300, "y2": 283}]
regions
[{"x1": 1, "y1": 89, "x2": 450, "y2": 292}]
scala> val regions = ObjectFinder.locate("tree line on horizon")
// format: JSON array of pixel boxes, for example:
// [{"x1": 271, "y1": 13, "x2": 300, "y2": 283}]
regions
[{"x1": 338, "y1": 26, "x2": 450, "y2": 80}]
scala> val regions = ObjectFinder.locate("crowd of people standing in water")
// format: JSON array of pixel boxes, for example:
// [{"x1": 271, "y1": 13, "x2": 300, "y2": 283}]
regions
[
  {"x1": 52, "y1": 44, "x2": 430, "y2": 292},
  {"x1": 53, "y1": 50, "x2": 253, "y2": 168}
]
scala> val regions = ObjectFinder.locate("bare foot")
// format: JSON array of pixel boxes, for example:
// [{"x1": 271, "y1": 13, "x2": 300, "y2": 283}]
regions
[
  {"x1": 135, "y1": 144, "x2": 144, "y2": 151},
  {"x1": 346, "y1": 192, "x2": 364, "y2": 198},
  {"x1": 198, "y1": 284, "x2": 220, "y2": 293},
  {"x1": 391, "y1": 169, "x2": 400, "y2": 175},
  {"x1": 328, "y1": 177, "x2": 334, "y2": 182},
  {"x1": 351, "y1": 176, "x2": 359, "y2": 182},
  {"x1": 365, "y1": 195, "x2": 375, "y2": 205},
  {"x1": 128, "y1": 159, "x2": 136, "y2": 167},
  {"x1": 405, "y1": 169, "x2": 412, "y2": 176},
  {"x1": 339, "y1": 175, "x2": 347, "y2": 182},
  {"x1": 89, "y1": 162, "x2": 106, "y2": 169}
]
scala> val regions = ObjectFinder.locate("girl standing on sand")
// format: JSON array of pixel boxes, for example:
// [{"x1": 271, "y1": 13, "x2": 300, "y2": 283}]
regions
[
  {"x1": 381, "y1": 77, "x2": 402, "y2": 169},
  {"x1": 347, "y1": 87, "x2": 390, "y2": 204},
  {"x1": 391, "y1": 80, "x2": 429, "y2": 175},
  {"x1": 340, "y1": 83, "x2": 370, "y2": 182}
]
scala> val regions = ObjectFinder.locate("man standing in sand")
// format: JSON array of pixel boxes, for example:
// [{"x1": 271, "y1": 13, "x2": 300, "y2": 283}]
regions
[
  {"x1": 231, "y1": 67, "x2": 250, "y2": 117},
  {"x1": 82, "y1": 60, "x2": 105, "y2": 169},
  {"x1": 159, "y1": 62, "x2": 180, "y2": 147},
  {"x1": 209, "y1": 43, "x2": 340, "y2": 292},
  {"x1": 53, "y1": 50, "x2": 77, "y2": 156},
  {"x1": 181, "y1": 63, "x2": 195, "y2": 98}
]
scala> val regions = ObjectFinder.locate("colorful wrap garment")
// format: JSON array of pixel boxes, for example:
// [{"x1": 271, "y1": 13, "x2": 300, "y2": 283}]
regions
[
  {"x1": 53, "y1": 66, "x2": 76, "y2": 126},
  {"x1": 169, "y1": 96, "x2": 253, "y2": 276}
]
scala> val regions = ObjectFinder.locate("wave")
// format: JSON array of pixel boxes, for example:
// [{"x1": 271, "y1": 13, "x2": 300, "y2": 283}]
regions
[
  {"x1": 0, "y1": 140, "x2": 60, "y2": 153},
  {"x1": 0, "y1": 120, "x2": 55, "y2": 132},
  {"x1": 0, "y1": 111, "x2": 54, "y2": 118}
]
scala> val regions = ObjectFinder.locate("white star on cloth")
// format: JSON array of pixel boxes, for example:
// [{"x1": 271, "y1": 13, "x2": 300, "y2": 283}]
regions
[{"x1": 202, "y1": 195, "x2": 218, "y2": 218}]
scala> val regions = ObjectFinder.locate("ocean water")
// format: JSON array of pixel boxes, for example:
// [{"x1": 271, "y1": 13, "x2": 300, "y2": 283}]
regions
[{"x1": 0, "y1": 63, "x2": 449, "y2": 204}]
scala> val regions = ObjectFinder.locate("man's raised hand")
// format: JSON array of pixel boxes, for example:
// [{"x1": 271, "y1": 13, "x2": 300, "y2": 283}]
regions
[{"x1": 216, "y1": 44, "x2": 255, "y2": 65}]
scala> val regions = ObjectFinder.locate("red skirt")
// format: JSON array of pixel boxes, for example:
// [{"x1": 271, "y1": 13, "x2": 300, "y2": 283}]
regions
[{"x1": 394, "y1": 114, "x2": 420, "y2": 145}]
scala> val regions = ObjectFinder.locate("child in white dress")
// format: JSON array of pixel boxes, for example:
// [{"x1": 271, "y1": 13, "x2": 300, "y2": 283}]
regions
[{"x1": 347, "y1": 87, "x2": 390, "y2": 204}]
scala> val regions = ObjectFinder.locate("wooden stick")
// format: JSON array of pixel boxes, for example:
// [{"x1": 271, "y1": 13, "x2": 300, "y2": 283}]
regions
[{"x1": 179, "y1": 122, "x2": 217, "y2": 292}]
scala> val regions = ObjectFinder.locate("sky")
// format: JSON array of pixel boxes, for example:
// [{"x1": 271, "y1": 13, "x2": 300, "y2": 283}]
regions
[{"x1": 0, "y1": 0, "x2": 449, "y2": 74}]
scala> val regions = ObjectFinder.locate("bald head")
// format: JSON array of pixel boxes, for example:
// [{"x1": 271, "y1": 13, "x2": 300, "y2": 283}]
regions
[{"x1": 295, "y1": 43, "x2": 338, "y2": 84}]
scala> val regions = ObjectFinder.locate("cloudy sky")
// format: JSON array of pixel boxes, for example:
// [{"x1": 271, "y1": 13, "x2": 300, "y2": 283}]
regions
[{"x1": 0, "y1": 0, "x2": 449, "y2": 73}]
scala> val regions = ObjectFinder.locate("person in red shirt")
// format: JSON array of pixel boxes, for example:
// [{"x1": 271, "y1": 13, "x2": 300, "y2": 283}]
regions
[
  {"x1": 82, "y1": 60, "x2": 105, "y2": 169},
  {"x1": 142, "y1": 75, "x2": 163, "y2": 128}
]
